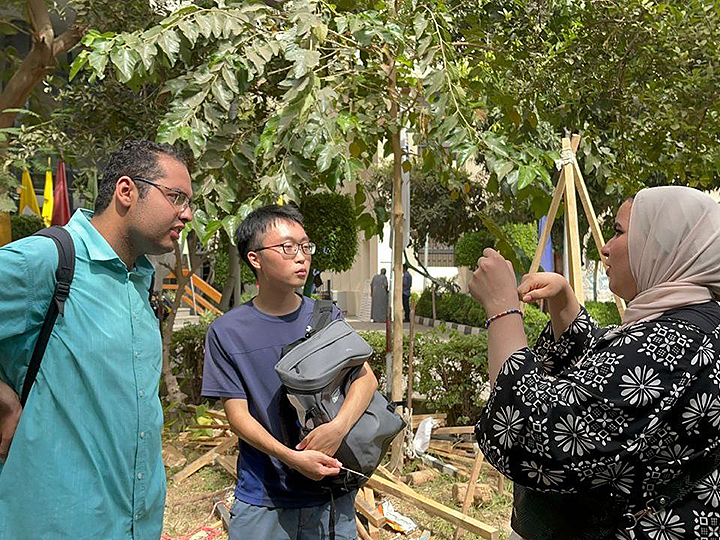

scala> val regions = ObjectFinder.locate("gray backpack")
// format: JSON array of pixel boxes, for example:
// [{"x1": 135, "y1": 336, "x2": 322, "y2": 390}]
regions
[{"x1": 275, "y1": 300, "x2": 405, "y2": 491}]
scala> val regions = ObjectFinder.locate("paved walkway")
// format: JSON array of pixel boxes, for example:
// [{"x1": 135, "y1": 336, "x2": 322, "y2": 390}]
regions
[{"x1": 344, "y1": 317, "x2": 434, "y2": 333}]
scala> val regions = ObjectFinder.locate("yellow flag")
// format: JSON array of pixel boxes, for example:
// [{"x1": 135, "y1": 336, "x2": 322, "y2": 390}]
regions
[
  {"x1": 42, "y1": 167, "x2": 54, "y2": 227},
  {"x1": 18, "y1": 169, "x2": 41, "y2": 217}
]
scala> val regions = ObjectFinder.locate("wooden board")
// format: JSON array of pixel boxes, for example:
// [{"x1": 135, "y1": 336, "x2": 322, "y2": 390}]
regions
[
  {"x1": 366, "y1": 474, "x2": 498, "y2": 540},
  {"x1": 411, "y1": 413, "x2": 447, "y2": 430},
  {"x1": 170, "y1": 435, "x2": 238, "y2": 483},
  {"x1": 215, "y1": 454, "x2": 238, "y2": 480},
  {"x1": 354, "y1": 496, "x2": 386, "y2": 528},
  {"x1": 453, "y1": 451, "x2": 485, "y2": 540},
  {"x1": 432, "y1": 426, "x2": 475, "y2": 436}
]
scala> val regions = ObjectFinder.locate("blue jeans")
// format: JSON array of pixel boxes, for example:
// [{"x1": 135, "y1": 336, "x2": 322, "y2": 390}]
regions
[{"x1": 229, "y1": 491, "x2": 358, "y2": 540}]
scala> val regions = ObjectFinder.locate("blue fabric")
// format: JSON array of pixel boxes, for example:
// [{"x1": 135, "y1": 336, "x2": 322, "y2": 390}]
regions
[
  {"x1": 202, "y1": 296, "x2": 342, "y2": 508},
  {"x1": 0, "y1": 209, "x2": 165, "y2": 539},
  {"x1": 402, "y1": 270, "x2": 412, "y2": 296},
  {"x1": 538, "y1": 216, "x2": 554, "y2": 272},
  {"x1": 228, "y1": 490, "x2": 357, "y2": 540}
]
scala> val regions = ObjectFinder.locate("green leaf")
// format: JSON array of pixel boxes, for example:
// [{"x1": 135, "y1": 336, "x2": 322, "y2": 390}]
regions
[
  {"x1": 178, "y1": 20, "x2": 199, "y2": 47},
  {"x1": 87, "y1": 50, "x2": 109, "y2": 77},
  {"x1": 157, "y1": 30, "x2": 181, "y2": 64},
  {"x1": 313, "y1": 22, "x2": 328, "y2": 43},
  {"x1": 317, "y1": 144, "x2": 339, "y2": 172},
  {"x1": 221, "y1": 66, "x2": 240, "y2": 93},
  {"x1": 413, "y1": 13, "x2": 429, "y2": 38},
  {"x1": 221, "y1": 214, "x2": 242, "y2": 242},
  {"x1": 137, "y1": 42, "x2": 157, "y2": 71},
  {"x1": 69, "y1": 51, "x2": 89, "y2": 81},
  {"x1": 196, "y1": 14, "x2": 213, "y2": 38},
  {"x1": 517, "y1": 165, "x2": 534, "y2": 190},
  {"x1": 110, "y1": 47, "x2": 138, "y2": 83},
  {"x1": 211, "y1": 79, "x2": 233, "y2": 110}
]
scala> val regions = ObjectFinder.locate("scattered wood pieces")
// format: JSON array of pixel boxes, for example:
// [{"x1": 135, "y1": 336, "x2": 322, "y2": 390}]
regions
[
  {"x1": 170, "y1": 435, "x2": 238, "y2": 484},
  {"x1": 403, "y1": 469, "x2": 439, "y2": 486},
  {"x1": 213, "y1": 497, "x2": 231, "y2": 531},
  {"x1": 356, "y1": 516, "x2": 374, "y2": 540},
  {"x1": 411, "y1": 413, "x2": 447, "y2": 430},
  {"x1": 453, "y1": 450, "x2": 485, "y2": 540},
  {"x1": 367, "y1": 473, "x2": 499, "y2": 540},
  {"x1": 162, "y1": 444, "x2": 187, "y2": 468},
  {"x1": 354, "y1": 496, "x2": 386, "y2": 529},
  {"x1": 451, "y1": 483, "x2": 494, "y2": 507},
  {"x1": 215, "y1": 454, "x2": 238, "y2": 480},
  {"x1": 432, "y1": 425, "x2": 475, "y2": 436}
]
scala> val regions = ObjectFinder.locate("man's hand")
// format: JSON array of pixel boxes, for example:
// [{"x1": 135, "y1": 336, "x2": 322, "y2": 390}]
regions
[
  {"x1": 0, "y1": 381, "x2": 22, "y2": 463},
  {"x1": 288, "y1": 449, "x2": 342, "y2": 481},
  {"x1": 296, "y1": 418, "x2": 348, "y2": 457}
]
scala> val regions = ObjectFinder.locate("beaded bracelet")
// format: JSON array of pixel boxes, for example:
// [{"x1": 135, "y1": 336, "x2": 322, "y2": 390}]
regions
[{"x1": 485, "y1": 308, "x2": 523, "y2": 329}]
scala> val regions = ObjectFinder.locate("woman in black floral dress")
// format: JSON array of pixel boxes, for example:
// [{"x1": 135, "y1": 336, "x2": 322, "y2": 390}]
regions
[{"x1": 471, "y1": 186, "x2": 720, "y2": 540}]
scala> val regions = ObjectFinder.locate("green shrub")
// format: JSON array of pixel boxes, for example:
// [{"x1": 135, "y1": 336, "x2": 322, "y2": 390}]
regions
[
  {"x1": 586, "y1": 300, "x2": 621, "y2": 327},
  {"x1": 10, "y1": 214, "x2": 44, "y2": 241},
  {"x1": 503, "y1": 222, "x2": 538, "y2": 261},
  {"x1": 455, "y1": 230, "x2": 495, "y2": 267},
  {"x1": 358, "y1": 328, "x2": 490, "y2": 425},
  {"x1": 168, "y1": 320, "x2": 212, "y2": 404},
  {"x1": 414, "y1": 330, "x2": 489, "y2": 425}
]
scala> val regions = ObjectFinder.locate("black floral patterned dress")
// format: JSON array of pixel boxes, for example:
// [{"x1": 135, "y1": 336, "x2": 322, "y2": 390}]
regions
[{"x1": 476, "y1": 302, "x2": 720, "y2": 540}]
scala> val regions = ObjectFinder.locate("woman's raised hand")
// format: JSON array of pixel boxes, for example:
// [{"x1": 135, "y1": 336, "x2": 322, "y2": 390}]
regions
[
  {"x1": 517, "y1": 272, "x2": 571, "y2": 304},
  {"x1": 469, "y1": 248, "x2": 519, "y2": 314}
]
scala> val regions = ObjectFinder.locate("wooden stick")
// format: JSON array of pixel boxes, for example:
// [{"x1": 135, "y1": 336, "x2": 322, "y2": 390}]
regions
[
  {"x1": 571, "y1": 159, "x2": 626, "y2": 317},
  {"x1": 356, "y1": 516, "x2": 374, "y2": 540},
  {"x1": 453, "y1": 450, "x2": 485, "y2": 540},
  {"x1": 366, "y1": 474, "x2": 499, "y2": 539},
  {"x1": 528, "y1": 169, "x2": 567, "y2": 275},
  {"x1": 407, "y1": 299, "x2": 416, "y2": 415},
  {"x1": 563, "y1": 136, "x2": 584, "y2": 304},
  {"x1": 170, "y1": 435, "x2": 238, "y2": 483},
  {"x1": 362, "y1": 488, "x2": 381, "y2": 540},
  {"x1": 432, "y1": 426, "x2": 475, "y2": 436},
  {"x1": 354, "y1": 496, "x2": 386, "y2": 528},
  {"x1": 215, "y1": 454, "x2": 238, "y2": 480}
]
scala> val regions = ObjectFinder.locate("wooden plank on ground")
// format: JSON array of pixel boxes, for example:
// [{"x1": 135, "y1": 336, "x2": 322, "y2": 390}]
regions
[
  {"x1": 362, "y1": 488, "x2": 381, "y2": 540},
  {"x1": 453, "y1": 450, "x2": 485, "y2": 540},
  {"x1": 366, "y1": 474, "x2": 498, "y2": 540},
  {"x1": 170, "y1": 435, "x2": 238, "y2": 483},
  {"x1": 432, "y1": 426, "x2": 475, "y2": 436},
  {"x1": 215, "y1": 454, "x2": 238, "y2": 480},
  {"x1": 356, "y1": 516, "x2": 374, "y2": 540},
  {"x1": 411, "y1": 413, "x2": 447, "y2": 430},
  {"x1": 354, "y1": 496, "x2": 386, "y2": 528}
]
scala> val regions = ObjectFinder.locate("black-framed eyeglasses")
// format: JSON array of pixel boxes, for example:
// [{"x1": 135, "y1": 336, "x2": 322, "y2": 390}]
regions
[
  {"x1": 255, "y1": 241, "x2": 317, "y2": 256},
  {"x1": 132, "y1": 177, "x2": 194, "y2": 212}
]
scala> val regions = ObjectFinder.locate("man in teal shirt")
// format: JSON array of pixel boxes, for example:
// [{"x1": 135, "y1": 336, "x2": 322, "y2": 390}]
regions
[{"x1": 0, "y1": 140, "x2": 193, "y2": 539}]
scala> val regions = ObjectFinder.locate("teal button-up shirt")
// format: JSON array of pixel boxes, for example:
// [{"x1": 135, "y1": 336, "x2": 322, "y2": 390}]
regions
[{"x1": 0, "y1": 209, "x2": 165, "y2": 539}]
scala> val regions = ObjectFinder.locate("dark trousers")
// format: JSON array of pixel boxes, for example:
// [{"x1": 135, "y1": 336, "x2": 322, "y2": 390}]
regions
[{"x1": 402, "y1": 294, "x2": 410, "y2": 322}]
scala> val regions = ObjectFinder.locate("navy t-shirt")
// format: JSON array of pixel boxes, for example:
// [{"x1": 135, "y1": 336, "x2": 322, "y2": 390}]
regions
[{"x1": 201, "y1": 295, "x2": 342, "y2": 508}]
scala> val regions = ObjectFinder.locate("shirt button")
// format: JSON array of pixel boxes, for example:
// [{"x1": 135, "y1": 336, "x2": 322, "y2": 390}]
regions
[
  {"x1": 137, "y1": 473, "x2": 144, "y2": 480},
  {"x1": 135, "y1": 513, "x2": 141, "y2": 520},
  {"x1": 139, "y1": 390, "x2": 145, "y2": 398},
  {"x1": 140, "y1": 431, "x2": 146, "y2": 439},
  {"x1": 135, "y1": 351, "x2": 140, "y2": 357}
]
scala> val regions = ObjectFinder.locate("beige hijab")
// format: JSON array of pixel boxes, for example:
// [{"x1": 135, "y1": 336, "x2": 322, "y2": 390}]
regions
[{"x1": 623, "y1": 186, "x2": 720, "y2": 325}]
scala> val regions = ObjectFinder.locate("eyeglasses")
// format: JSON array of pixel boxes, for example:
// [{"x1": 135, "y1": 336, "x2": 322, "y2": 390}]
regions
[
  {"x1": 255, "y1": 241, "x2": 317, "y2": 256},
  {"x1": 132, "y1": 177, "x2": 194, "y2": 212}
]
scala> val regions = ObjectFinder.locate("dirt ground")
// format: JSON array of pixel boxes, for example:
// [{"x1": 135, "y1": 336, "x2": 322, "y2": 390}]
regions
[{"x1": 161, "y1": 437, "x2": 513, "y2": 540}]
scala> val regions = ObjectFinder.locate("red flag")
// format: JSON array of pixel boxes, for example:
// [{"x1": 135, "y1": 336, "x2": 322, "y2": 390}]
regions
[{"x1": 51, "y1": 160, "x2": 71, "y2": 226}]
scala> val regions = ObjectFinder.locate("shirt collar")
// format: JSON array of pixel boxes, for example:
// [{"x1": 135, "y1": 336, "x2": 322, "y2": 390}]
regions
[{"x1": 65, "y1": 209, "x2": 155, "y2": 277}]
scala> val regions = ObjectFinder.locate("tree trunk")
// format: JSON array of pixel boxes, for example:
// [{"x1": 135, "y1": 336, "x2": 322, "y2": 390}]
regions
[
  {"x1": 160, "y1": 239, "x2": 209, "y2": 405},
  {"x1": 388, "y1": 37, "x2": 405, "y2": 471},
  {"x1": 0, "y1": 0, "x2": 85, "y2": 129},
  {"x1": 219, "y1": 247, "x2": 238, "y2": 312}
]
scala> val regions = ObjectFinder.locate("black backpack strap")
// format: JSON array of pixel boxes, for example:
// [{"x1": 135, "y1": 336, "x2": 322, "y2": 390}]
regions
[
  {"x1": 20, "y1": 226, "x2": 75, "y2": 407},
  {"x1": 311, "y1": 299, "x2": 334, "y2": 333}
]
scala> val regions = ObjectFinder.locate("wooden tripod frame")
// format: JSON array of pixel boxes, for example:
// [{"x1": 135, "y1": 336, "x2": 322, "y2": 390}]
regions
[{"x1": 529, "y1": 135, "x2": 626, "y2": 316}]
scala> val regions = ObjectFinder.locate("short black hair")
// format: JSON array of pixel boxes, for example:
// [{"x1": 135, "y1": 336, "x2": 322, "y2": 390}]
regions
[
  {"x1": 94, "y1": 140, "x2": 187, "y2": 214},
  {"x1": 236, "y1": 204, "x2": 305, "y2": 277}
]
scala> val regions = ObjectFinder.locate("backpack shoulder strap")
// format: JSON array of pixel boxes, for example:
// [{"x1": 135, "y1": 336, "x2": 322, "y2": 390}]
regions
[
  {"x1": 311, "y1": 299, "x2": 334, "y2": 333},
  {"x1": 20, "y1": 226, "x2": 75, "y2": 407}
]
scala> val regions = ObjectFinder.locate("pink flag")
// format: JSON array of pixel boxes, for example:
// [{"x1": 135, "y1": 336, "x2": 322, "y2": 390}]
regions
[{"x1": 51, "y1": 160, "x2": 71, "y2": 226}]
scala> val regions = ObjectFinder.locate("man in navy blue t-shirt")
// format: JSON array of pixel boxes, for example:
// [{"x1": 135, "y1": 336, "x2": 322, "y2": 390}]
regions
[{"x1": 202, "y1": 204, "x2": 378, "y2": 539}]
